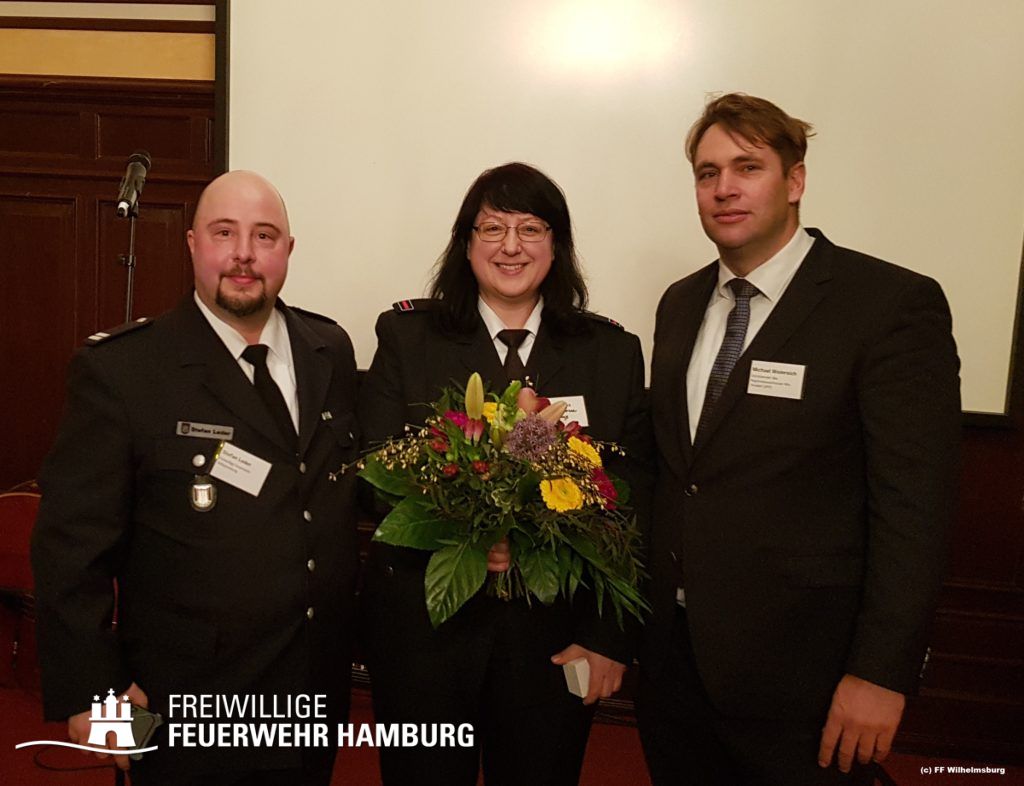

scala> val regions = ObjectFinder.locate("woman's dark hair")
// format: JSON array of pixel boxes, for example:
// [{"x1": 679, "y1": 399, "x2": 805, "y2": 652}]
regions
[{"x1": 428, "y1": 162, "x2": 589, "y2": 335}]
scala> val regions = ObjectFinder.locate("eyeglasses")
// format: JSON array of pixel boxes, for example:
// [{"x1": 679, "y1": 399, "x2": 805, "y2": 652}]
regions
[{"x1": 472, "y1": 222, "x2": 551, "y2": 243}]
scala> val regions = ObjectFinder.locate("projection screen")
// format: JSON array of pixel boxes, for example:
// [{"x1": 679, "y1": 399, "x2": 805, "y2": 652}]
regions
[{"x1": 227, "y1": 0, "x2": 1024, "y2": 416}]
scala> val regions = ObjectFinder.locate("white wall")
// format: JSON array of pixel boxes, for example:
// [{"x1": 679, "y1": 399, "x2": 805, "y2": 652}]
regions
[{"x1": 229, "y1": 0, "x2": 1024, "y2": 415}]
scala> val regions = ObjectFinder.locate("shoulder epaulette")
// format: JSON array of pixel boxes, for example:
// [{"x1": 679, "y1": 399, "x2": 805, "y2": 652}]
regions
[
  {"x1": 392, "y1": 298, "x2": 437, "y2": 314},
  {"x1": 291, "y1": 306, "x2": 338, "y2": 325},
  {"x1": 583, "y1": 312, "x2": 624, "y2": 330},
  {"x1": 84, "y1": 317, "x2": 152, "y2": 346}
]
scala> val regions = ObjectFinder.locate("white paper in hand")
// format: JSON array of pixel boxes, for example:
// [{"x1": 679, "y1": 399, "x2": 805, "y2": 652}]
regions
[{"x1": 563, "y1": 656, "x2": 590, "y2": 698}]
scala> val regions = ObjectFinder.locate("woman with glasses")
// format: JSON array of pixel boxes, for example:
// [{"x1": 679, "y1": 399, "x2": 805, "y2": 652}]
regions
[{"x1": 357, "y1": 162, "x2": 653, "y2": 786}]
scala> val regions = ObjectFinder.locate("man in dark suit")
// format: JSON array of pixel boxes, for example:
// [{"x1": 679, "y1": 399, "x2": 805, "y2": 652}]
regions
[
  {"x1": 639, "y1": 94, "x2": 961, "y2": 785},
  {"x1": 31, "y1": 171, "x2": 361, "y2": 785}
]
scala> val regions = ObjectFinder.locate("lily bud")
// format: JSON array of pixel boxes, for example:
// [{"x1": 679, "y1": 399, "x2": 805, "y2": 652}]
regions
[
  {"x1": 516, "y1": 386, "x2": 538, "y2": 414},
  {"x1": 465, "y1": 372, "x2": 484, "y2": 420},
  {"x1": 537, "y1": 401, "x2": 568, "y2": 424}
]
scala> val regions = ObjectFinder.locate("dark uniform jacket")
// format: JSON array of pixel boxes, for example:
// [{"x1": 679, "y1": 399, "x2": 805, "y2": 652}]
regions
[
  {"x1": 644, "y1": 229, "x2": 961, "y2": 720},
  {"x1": 357, "y1": 301, "x2": 654, "y2": 689},
  {"x1": 31, "y1": 294, "x2": 361, "y2": 775}
]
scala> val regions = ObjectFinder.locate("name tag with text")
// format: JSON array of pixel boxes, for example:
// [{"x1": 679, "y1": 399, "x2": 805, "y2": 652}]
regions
[
  {"x1": 548, "y1": 395, "x2": 589, "y2": 427},
  {"x1": 210, "y1": 442, "x2": 272, "y2": 496},
  {"x1": 747, "y1": 361, "x2": 806, "y2": 400}
]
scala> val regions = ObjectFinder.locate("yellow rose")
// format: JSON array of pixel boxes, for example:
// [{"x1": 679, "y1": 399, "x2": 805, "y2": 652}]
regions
[
  {"x1": 481, "y1": 402, "x2": 498, "y2": 423},
  {"x1": 540, "y1": 478, "x2": 584, "y2": 512},
  {"x1": 568, "y1": 436, "x2": 601, "y2": 466}
]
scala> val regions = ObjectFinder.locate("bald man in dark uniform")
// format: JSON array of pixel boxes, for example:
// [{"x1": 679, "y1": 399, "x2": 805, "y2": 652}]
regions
[{"x1": 32, "y1": 171, "x2": 361, "y2": 785}]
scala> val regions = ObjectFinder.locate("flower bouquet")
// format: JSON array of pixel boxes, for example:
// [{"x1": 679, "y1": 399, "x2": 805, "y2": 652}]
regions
[{"x1": 357, "y1": 372, "x2": 647, "y2": 629}]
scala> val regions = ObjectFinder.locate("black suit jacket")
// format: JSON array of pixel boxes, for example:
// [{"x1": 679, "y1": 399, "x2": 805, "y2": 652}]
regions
[
  {"x1": 644, "y1": 229, "x2": 961, "y2": 720},
  {"x1": 31, "y1": 295, "x2": 361, "y2": 775},
  {"x1": 357, "y1": 302, "x2": 654, "y2": 669}
]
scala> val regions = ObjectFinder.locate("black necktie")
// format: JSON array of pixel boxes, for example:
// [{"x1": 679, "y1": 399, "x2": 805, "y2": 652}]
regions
[
  {"x1": 241, "y1": 344, "x2": 297, "y2": 450},
  {"x1": 496, "y1": 329, "x2": 530, "y2": 383},
  {"x1": 696, "y1": 278, "x2": 760, "y2": 440}
]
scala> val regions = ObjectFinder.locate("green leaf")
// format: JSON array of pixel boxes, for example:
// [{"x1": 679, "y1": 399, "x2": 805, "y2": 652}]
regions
[
  {"x1": 567, "y1": 552, "x2": 583, "y2": 599},
  {"x1": 373, "y1": 497, "x2": 457, "y2": 550},
  {"x1": 611, "y1": 475, "x2": 631, "y2": 505},
  {"x1": 515, "y1": 470, "x2": 541, "y2": 505},
  {"x1": 358, "y1": 455, "x2": 419, "y2": 497},
  {"x1": 519, "y1": 548, "x2": 560, "y2": 605},
  {"x1": 424, "y1": 542, "x2": 488, "y2": 628}
]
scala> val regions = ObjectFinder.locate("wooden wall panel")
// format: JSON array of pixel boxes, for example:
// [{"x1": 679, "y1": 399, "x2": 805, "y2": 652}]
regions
[
  {"x1": 0, "y1": 196, "x2": 78, "y2": 487},
  {"x1": 0, "y1": 75, "x2": 215, "y2": 489},
  {"x1": 897, "y1": 423, "x2": 1024, "y2": 761},
  {"x1": 96, "y1": 197, "x2": 194, "y2": 325}
]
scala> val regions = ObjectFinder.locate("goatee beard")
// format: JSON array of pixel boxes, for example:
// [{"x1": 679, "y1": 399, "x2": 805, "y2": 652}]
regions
[{"x1": 217, "y1": 283, "x2": 266, "y2": 318}]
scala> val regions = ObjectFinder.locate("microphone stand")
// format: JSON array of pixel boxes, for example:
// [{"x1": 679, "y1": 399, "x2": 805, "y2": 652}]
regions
[{"x1": 118, "y1": 198, "x2": 139, "y2": 323}]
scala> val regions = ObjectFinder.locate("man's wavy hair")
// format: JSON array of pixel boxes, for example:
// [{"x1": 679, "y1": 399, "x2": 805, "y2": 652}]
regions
[
  {"x1": 429, "y1": 162, "x2": 589, "y2": 336},
  {"x1": 686, "y1": 93, "x2": 815, "y2": 173}
]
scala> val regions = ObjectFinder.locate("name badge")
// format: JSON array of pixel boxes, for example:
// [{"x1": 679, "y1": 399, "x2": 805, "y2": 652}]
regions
[
  {"x1": 747, "y1": 361, "x2": 806, "y2": 400},
  {"x1": 209, "y1": 442, "x2": 272, "y2": 496},
  {"x1": 177, "y1": 421, "x2": 235, "y2": 441},
  {"x1": 548, "y1": 395, "x2": 589, "y2": 427}
]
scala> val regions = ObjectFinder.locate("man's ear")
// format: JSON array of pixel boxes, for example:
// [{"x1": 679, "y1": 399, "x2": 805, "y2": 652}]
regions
[
  {"x1": 186, "y1": 229, "x2": 196, "y2": 256},
  {"x1": 787, "y1": 161, "x2": 806, "y2": 205}
]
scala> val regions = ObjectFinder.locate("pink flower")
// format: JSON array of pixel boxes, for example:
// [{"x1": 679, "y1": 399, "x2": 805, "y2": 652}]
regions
[
  {"x1": 561, "y1": 420, "x2": 581, "y2": 438},
  {"x1": 445, "y1": 410, "x2": 468, "y2": 428},
  {"x1": 516, "y1": 387, "x2": 551, "y2": 414},
  {"x1": 463, "y1": 418, "x2": 485, "y2": 443},
  {"x1": 442, "y1": 463, "x2": 459, "y2": 478}
]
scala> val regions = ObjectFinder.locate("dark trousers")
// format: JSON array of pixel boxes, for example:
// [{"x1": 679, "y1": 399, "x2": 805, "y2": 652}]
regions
[
  {"x1": 129, "y1": 747, "x2": 336, "y2": 786},
  {"x1": 638, "y1": 607, "x2": 873, "y2": 786},
  {"x1": 363, "y1": 547, "x2": 595, "y2": 786}
]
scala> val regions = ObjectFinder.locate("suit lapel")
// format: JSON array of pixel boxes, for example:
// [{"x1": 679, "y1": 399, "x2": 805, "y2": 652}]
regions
[
  {"x1": 173, "y1": 297, "x2": 289, "y2": 453},
  {"x1": 283, "y1": 306, "x2": 332, "y2": 457},
  {"x1": 526, "y1": 322, "x2": 566, "y2": 391},
  {"x1": 692, "y1": 235, "x2": 835, "y2": 456},
  {"x1": 656, "y1": 266, "x2": 717, "y2": 469},
  {"x1": 456, "y1": 320, "x2": 506, "y2": 392}
]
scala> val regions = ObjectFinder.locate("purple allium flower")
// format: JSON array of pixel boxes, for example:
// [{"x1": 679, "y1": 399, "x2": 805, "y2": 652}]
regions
[{"x1": 505, "y1": 416, "x2": 557, "y2": 461}]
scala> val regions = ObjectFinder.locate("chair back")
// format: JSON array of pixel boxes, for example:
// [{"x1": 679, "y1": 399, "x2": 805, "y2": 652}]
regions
[{"x1": 0, "y1": 492, "x2": 40, "y2": 591}]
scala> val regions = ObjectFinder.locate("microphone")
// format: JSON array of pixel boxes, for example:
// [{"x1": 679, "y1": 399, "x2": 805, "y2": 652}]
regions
[{"x1": 115, "y1": 151, "x2": 152, "y2": 218}]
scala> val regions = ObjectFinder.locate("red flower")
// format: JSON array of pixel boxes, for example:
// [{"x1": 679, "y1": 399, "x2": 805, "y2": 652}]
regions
[
  {"x1": 442, "y1": 463, "x2": 460, "y2": 478},
  {"x1": 463, "y1": 418, "x2": 485, "y2": 443},
  {"x1": 561, "y1": 420, "x2": 581, "y2": 438},
  {"x1": 472, "y1": 460, "x2": 489, "y2": 475},
  {"x1": 430, "y1": 438, "x2": 448, "y2": 453},
  {"x1": 592, "y1": 467, "x2": 618, "y2": 509},
  {"x1": 445, "y1": 410, "x2": 468, "y2": 428}
]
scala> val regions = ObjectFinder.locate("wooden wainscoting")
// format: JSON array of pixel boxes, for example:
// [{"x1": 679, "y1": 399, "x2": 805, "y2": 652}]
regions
[{"x1": 0, "y1": 75, "x2": 215, "y2": 488}]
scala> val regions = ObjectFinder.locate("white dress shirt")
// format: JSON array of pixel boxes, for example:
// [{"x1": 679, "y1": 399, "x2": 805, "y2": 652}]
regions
[
  {"x1": 477, "y1": 296, "x2": 544, "y2": 366},
  {"x1": 194, "y1": 293, "x2": 300, "y2": 432},
  {"x1": 685, "y1": 228, "x2": 815, "y2": 442}
]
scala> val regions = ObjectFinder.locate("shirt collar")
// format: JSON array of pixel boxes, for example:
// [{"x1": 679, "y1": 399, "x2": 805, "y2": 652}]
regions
[
  {"x1": 716, "y1": 226, "x2": 815, "y2": 303},
  {"x1": 193, "y1": 292, "x2": 290, "y2": 362},
  {"x1": 477, "y1": 296, "x2": 544, "y2": 338}
]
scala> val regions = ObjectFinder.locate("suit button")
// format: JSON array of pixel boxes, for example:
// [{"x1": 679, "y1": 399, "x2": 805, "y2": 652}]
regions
[
  {"x1": 303, "y1": 510, "x2": 313, "y2": 522},
  {"x1": 307, "y1": 559, "x2": 316, "y2": 572},
  {"x1": 299, "y1": 462, "x2": 307, "y2": 474},
  {"x1": 385, "y1": 565, "x2": 395, "y2": 577},
  {"x1": 306, "y1": 607, "x2": 315, "y2": 620},
  {"x1": 685, "y1": 484, "x2": 698, "y2": 496}
]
